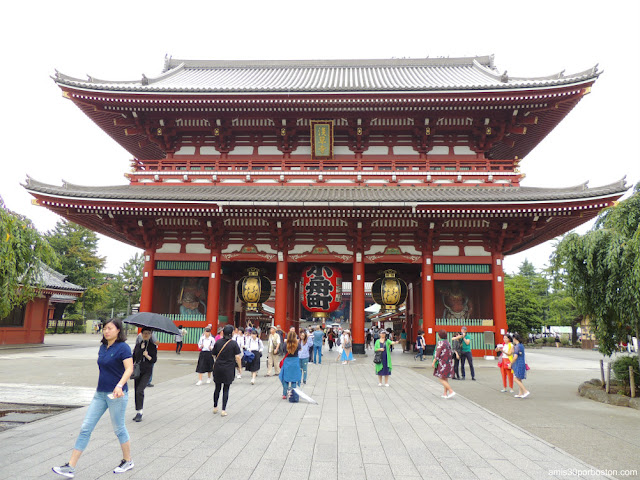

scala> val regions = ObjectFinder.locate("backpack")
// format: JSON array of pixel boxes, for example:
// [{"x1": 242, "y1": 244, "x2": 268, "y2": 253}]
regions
[{"x1": 288, "y1": 388, "x2": 299, "y2": 403}]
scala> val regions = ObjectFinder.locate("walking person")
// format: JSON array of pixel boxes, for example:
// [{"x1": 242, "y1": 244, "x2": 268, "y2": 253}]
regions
[
  {"x1": 340, "y1": 329, "x2": 355, "y2": 364},
  {"x1": 400, "y1": 329, "x2": 408, "y2": 352},
  {"x1": 366, "y1": 329, "x2": 373, "y2": 350},
  {"x1": 495, "y1": 334, "x2": 514, "y2": 393},
  {"x1": 312, "y1": 325, "x2": 324, "y2": 364},
  {"x1": 52, "y1": 319, "x2": 134, "y2": 478},
  {"x1": 135, "y1": 331, "x2": 158, "y2": 387},
  {"x1": 196, "y1": 327, "x2": 214, "y2": 385},
  {"x1": 266, "y1": 326, "x2": 281, "y2": 376},
  {"x1": 245, "y1": 328, "x2": 264, "y2": 384},
  {"x1": 511, "y1": 333, "x2": 530, "y2": 398},
  {"x1": 453, "y1": 326, "x2": 475, "y2": 380},
  {"x1": 132, "y1": 328, "x2": 157, "y2": 422},
  {"x1": 279, "y1": 331, "x2": 301, "y2": 399},
  {"x1": 232, "y1": 327, "x2": 245, "y2": 378},
  {"x1": 433, "y1": 329, "x2": 455, "y2": 398},
  {"x1": 327, "y1": 329, "x2": 335, "y2": 351},
  {"x1": 374, "y1": 329, "x2": 400, "y2": 386},
  {"x1": 298, "y1": 329, "x2": 313, "y2": 384},
  {"x1": 211, "y1": 324, "x2": 243, "y2": 416},
  {"x1": 414, "y1": 330, "x2": 425, "y2": 361},
  {"x1": 175, "y1": 325, "x2": 187, "y2": 355}
]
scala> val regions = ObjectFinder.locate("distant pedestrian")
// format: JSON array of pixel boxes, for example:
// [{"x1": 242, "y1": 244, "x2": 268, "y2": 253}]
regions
[
  {"x1": 450, "y1": 335, "x2": 462, "y2": 379},
  {"x1": 374, "y1": 330, "x2": 400, "y2": 386},
  {"x1": 132, "y1": 328, "x2": 157, "y2": 422},
  {"x1": 327, "y1": 330, "x2": 335, "y2": 351},
  {"x1": 433, "y1": 329, "x2": 455, "y2": 399},
  {"x1": 211, "y1": 324, "x2": 242, "y2": 416},
  {"x1": 245, "y1": 329, "x2": 264, "y2": 385},
  {"x1": 266, "y1": 326, "x2": 282, "y2": 376},
  {"x1": 495, "y1": 334, "x2": 514, "y2": 393},
  {"x1": 52, "y1": 318, "x2": 134, "y2": 478},
  {"x1": 298, "y1": 330, "x2": 313, "y2": 384},
  {"x1": 196, "y1": 327, "x2": 214, "y2": 385},
  {"x1": 366, "y1": 329, "x2": 373, "y2": 350},
  {"x1": 279, "y1": 331, "x2": 301, "y2": 399},
  {"x1": 175, "y1": 325, "x2": 187, "y2": 354},
  {"x1": 511, "y1": 334, "x2": 530, "y2": 398},
  {"x1": 414, "y1": 330, "x2": 425, "y2": 361},
  {"x1": 232, "y1": 327, "x2": 245, "y2": 379},
  {"x1": 555, "y1": 333, "x2": 561, "y2": 348},
  {"x1": 452, "y1": 327, "x2": 475, "y2": 380},
  {"x1": 312, "y1": 326, "x2": 324, "y2": 364},
  {"x1": 340, "y1": 330, "x2": 354, "y2": 364},
  {"x1": 400, "y1": 329, "x2": 408, "y2": 352}
]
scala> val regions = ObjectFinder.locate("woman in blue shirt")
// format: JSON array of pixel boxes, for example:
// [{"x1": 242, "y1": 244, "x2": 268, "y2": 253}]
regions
[
  {"x1": 53, "y1": 318, "x2": 134, "y2": 478},
  {"x1": 511, "y1": 333, "x2": 530, "y2": 398},
  {"x1": 298, "y1": 329, "x2": 313, "y2": 384}
]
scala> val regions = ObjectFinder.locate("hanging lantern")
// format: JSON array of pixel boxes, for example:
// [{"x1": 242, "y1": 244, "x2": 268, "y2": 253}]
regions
[
  {"x1": 372, "y1": 269, "x2": 407, "y2": 313},
  {"x1": 301, "y1": 265, "x2": 342, "y2": 319},
  {"x1": 237, "y1": 267, "x2": 272, "y2": 312}
]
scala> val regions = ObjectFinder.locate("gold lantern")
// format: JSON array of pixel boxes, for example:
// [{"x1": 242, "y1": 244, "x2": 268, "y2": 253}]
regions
[
  {"x1": 371, "y1": 269, "x2": 408, "y2": 313},
  {"x1": 237, "y1": 268, "x2": 272, "y2": 312}
]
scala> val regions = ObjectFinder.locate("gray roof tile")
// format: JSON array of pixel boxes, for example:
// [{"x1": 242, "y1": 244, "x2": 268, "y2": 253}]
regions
[{"x1": 54, "y1": 56, "x2": 599, "y2": 94}]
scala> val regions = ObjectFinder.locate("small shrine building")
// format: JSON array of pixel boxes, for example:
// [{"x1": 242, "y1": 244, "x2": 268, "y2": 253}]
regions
[{"x1": 26, "y1": 56, "x2": 627, "y2": 354}]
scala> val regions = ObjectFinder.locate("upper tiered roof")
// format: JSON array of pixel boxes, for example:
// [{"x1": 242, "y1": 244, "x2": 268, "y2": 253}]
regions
[{"x1": 54, "y1": 55, "x2": 599, "y2": 94}]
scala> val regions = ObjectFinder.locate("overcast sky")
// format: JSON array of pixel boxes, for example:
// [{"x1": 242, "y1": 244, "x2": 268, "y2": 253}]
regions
[{"x1": 2, "y1": 0, "x2": 638, "y2": 275}]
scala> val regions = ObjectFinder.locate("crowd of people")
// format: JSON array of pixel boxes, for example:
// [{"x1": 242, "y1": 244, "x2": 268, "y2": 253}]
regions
[{"x1": 53, "y1": 319, "x2": 530, "y2": 478}]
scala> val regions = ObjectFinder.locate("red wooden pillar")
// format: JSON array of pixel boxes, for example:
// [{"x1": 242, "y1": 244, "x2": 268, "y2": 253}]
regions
[
  {"x1": 206, "y1": 249, "x2": 222, "y2": 332},
  {"x1": 492, "y1": 252, "x2": 508, "y2": 344},
  {"x1": 421, "y1": 253, "x2": 436, "y2": 350},
  {"x1": 275, "y1": 252, "x2": 288, "y2": 330},
  {"x1": 352, "y1": 252, "x2": 366, "y2": 354},
  {"x1": 139, "y1": 249, "x2": 155, "y2": 313}
]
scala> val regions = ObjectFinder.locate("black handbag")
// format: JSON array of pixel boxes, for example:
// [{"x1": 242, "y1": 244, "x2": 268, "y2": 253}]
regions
[
  {"x1": 131, "y1": 362, "x2": 141, "y2": 380},
  {"x1": 373, "y1": 351, "x2": 383, "y2": 364}
]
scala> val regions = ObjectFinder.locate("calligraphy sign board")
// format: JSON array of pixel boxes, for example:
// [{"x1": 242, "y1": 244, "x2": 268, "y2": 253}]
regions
[{"x1": 310, "y1": 120, "x2": 334, "y2": 160}]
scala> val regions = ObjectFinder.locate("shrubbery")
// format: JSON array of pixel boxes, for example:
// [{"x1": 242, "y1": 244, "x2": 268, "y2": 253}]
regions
[{"x1": 612, "y1": 355, "x2": 640, "y2": 390}]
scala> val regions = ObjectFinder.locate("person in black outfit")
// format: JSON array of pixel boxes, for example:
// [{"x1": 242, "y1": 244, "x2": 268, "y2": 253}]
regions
[
  {"x1": 132, "y1": 328, "x2": 157, "y2": 422},
  {"x1": 211, "y1": 324, "x2": 242, "y2": 416}
]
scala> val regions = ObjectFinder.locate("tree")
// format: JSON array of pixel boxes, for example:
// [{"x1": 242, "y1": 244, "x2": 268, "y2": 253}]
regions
[
  {"x1": 504, "y1": 272, "x2": 544, "y2": 334},
  {"x1": 94, "y1": 253, "x2": 144, "y2": 319},
  {"x1": 0, "y1": 199, "x2": 57, "y2": 318},
  {"x1": 551, "y1": 183, "x2": 640, "y2": 362},
  {"x1": 45, "y1": 220, "x2": 106, "y2": 317}
]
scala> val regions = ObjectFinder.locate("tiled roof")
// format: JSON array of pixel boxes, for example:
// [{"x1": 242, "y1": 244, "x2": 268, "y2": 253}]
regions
[
  {"x1": 53, "y1": 56, "x2": 599, "y2": 94},
  {"x1": 36, "y1": 263, "x2": 85, "y2": 293},
  {"x1": 25, "y1": 177, "x2": 627, "y2": 206}
]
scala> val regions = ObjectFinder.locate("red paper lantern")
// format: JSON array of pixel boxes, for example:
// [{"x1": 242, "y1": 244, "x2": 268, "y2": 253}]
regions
[{"x1": 301, "y1": 265, "x2": 342, "y2": 319}]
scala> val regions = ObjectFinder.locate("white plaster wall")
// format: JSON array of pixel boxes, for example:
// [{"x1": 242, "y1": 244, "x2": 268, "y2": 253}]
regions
[
  {"x1": 464, "y1": 246, "x2": 490, "y2": 257},
  {"x1": 186, "y1": 244, "x2": 211, "y2": 254},
  {"x1": 156, "y1": 243, "x2": 181, "y2": 253},
  {"x1": 434, "y1": 246, "x2": 459, "y2": 256}
]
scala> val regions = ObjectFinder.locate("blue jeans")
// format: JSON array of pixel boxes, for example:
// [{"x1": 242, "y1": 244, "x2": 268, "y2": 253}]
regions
[
  {"x1": 313, "y1": 345, "x2": 322, "y2": 364},
  {"x1": 74, "y1": 391, "x2": 129, "y2": 451},
  {"x1": 282, "y1": 379, "x2": 298, "y2": 396},
  {"x1": 300, "y1": 358, "x2": 309, "y2": 382}
]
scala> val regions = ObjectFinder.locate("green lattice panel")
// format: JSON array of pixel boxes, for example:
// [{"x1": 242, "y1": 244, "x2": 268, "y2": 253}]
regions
[
  {"x1": 436, "y1": 318, "x2": 493, "y2": 326},
  {"x1": 155, "y1": 260, "x2": 210, "y2": 271},
  {"x1": 434, "y1": 264, "x2": 490, "y2": 274}
]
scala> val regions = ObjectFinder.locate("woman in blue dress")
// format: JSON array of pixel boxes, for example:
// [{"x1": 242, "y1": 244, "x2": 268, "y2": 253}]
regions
[
  {"x1": 340, "y1": 329, "x2": 355, "y2": 364},
  {"x1": 374, "y1": 330, "x2": 400, "y2": 387},
  {"x1": 511, "y1": 333, "x2": 530, "y2": 398}
]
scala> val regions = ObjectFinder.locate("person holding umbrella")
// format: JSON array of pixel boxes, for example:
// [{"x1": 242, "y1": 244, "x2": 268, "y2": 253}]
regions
[{"x1": 132, "y1": 328, "x2": 157, "y2": 422}]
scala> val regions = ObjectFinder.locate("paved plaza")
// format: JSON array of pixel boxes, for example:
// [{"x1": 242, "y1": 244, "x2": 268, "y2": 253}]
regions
[{"x1": 1, "y1": 336, "x2": 638, "y2": 480}]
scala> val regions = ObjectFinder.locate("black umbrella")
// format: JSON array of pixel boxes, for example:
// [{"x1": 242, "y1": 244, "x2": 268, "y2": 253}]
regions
[{"x1": 123, "y1": 312, "x2": 181, "y2": 335}]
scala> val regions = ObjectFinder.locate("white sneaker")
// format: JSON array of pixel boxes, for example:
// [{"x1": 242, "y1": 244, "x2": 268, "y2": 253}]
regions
[
  {"x1": 385, "y1": 383, "x2": 389, "y2": 387},
  {"x1": 521, "y1": 391, "x2": 530, "y2": 398},
  {"x1": 213, "y1": 407, "x2": 218, "y2": 414},
  {"x1": 236, "y1": 374, "x2": 242, "y2": 379},
  {"x1": 500, "y1": 388, "x2": 507, "y2": 393},
  {"x1": 52, "y1": 464, "x2": 75, "y2": 478},
  {"x1": 113, "y1": 459, "x2": 134, "y2": 474},
  {"x1": 510, "y1": 389, "x2": 515, "y2": 393},
  {"x1": 342, "y1": 361, "x2": 347, "y2": 365},
  {"x1": 446, "y1": 392, "x2": 456, "y2": 399},
  {"x1": 206, "y1": 378, "x2": 211, "y2": 384},
  {"x1": 378, "y1": 383, "x2": 382, "y2": 387},
  {"x1": 196, "y1": 380, "x2": 202, "y2": 386},
  {"x1": 250, "y1": 379, "x2": 255, "y2": 385}
]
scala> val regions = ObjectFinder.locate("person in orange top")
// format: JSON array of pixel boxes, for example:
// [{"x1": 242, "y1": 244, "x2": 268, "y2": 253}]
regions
[{"x1": 495, "y1": 334, "x2": 514, "y2": 393}]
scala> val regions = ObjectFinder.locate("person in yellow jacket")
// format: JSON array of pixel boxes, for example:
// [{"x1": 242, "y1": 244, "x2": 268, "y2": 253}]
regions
[{"x1": 495, "y1": 334, "x2": 514, "y2": 393}]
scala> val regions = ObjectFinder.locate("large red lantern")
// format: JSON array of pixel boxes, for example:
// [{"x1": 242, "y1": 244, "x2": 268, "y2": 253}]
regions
[{"x1": 301, "y1": 265, "x2": 342, "y2": 319}]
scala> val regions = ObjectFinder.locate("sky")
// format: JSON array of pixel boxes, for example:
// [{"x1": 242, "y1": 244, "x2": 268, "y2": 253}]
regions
[{"x1": 1, "y1": 0, "x2": 638, "y2": 275}]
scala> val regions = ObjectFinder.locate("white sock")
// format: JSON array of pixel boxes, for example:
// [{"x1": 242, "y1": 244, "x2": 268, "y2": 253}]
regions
[{"x1": 137, "y1": 410, "x2": 142, "y2": 414}]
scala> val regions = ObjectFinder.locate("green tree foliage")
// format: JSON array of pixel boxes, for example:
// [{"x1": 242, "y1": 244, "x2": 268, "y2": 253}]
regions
[
  {"x1": 0, "y1": 201, "x2": 57, "y2": 318},
  {"x1": 45, "y1": 220, "x2": 106, "y2": 316},
  {"x1": 94, "y1": 253, "x2": 144, "y2": 319},
  {"x1": 551, "y1": 183, "x2": 640, "y2": 357},
  {"x1": 504, "y1": 268, "x2": 545, "y2": 334}
]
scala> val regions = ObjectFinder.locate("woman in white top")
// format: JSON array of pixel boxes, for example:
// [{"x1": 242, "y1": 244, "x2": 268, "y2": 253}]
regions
[
  {"x1": 244, "y1": 329, "x2": 264, "y2": 384},
  {"x1": 196, "y1": 328, "x2": 215, "y2": 385},
  {"x1": 340, "y1": 330, "x2": 354, "y2": 364},
  {"x1": 232, "y1": 327, "x2": 245, "y2": 379}
]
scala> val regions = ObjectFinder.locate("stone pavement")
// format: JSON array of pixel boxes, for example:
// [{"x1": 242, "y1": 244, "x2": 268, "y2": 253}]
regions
[{"x1": 0, "y1": 347, "x2": 619, "y2": 480}]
